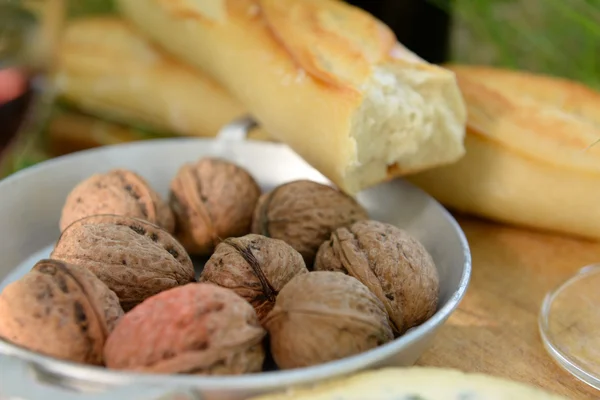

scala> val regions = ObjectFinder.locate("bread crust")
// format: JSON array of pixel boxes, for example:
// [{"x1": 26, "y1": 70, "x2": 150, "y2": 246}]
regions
[
  {"x1": 409, "y1": 66, "x2": 600, "y2": 241},
  {"x1": 450, "y1": 65, "x2": 600, "y2": 174}
]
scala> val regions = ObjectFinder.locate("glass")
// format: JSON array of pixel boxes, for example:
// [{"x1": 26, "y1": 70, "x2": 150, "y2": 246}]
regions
[
  {"x1": 0, "y1": 0, "x2": 64, "y2": 175},
  {"x1": 539, "y1": 265, "x2": 600, "y2": 390}
]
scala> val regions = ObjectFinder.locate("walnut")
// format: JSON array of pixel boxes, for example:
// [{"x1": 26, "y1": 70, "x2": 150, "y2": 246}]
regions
[
  {"x1": 315, "y1": 220, "x2": 439, "y2": 335},
  {"x1": 0, "y1": 259, "x2": 123, "y2": 365},
  {"x1": 60, "y1": 168, "x2": 174, "y2": 233},
  {"x1": 51, "y1": 214, "x2": 196, "y2": 311},
  {"x1": 200, "y1": 234, "x2": 308, "y2": 323},
  {"x1": 170, "y1": 157, "x2": 261, "y2": 256},
  {"x1": 252, "y1": 180, "x2": 368, "y2": 266},
  {"x1": 104, "y1": 283, "x2": 266, "y2": 374},
  {"x1": 263, "y1": 271, "x2": 393, "y2": 369}
]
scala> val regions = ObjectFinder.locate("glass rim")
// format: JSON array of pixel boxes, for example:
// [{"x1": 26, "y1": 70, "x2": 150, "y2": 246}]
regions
[{"x1": 538, "y1": 264, "x2": 600, "y2": 391}]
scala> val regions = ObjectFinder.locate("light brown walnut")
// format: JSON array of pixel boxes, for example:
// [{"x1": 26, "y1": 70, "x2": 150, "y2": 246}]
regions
[
  {"x1": 263, "y1": 271, "x2": 393, "y2": 370},
  {"x1": 104, "y1": 283, "x2": 266, "y2": 375},
  {"x1": 51, "y1": 214, "x2": 196, "y2": 311},
  {"x1": 200, "y1": 234, "x2": 308, "y2": 323},
  {"x1": 0, "y1": 259, "x2": 123, "y2": 365},
  {"x1": 170, "y1": 157, "x2": 261, "y2": 256},
  {"x1": 315, "y1": 220, "x2": 440, "y2": 334},
  {"x1": 252, "y1": 180, "x2": 368, "y2": 266},
  {"x1": 60, "y1": 168, "x2": 174, "y2": 233}
]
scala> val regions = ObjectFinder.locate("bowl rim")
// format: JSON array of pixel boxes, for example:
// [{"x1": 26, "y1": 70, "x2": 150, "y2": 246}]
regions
[{"x1": 0, "y1": 137, "x2": 472, "y2": 390}]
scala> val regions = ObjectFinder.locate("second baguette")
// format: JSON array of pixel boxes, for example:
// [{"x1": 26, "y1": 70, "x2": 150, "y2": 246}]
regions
[
  {"x1": 409, "y1": 66, "x2": 600, "y2": 241},
  {"x1": 117, "y1": 0, "x2": 467, "y2": 194},
  {"x1": 55, "y1": 17, "x2": 258, "y2": 138}
]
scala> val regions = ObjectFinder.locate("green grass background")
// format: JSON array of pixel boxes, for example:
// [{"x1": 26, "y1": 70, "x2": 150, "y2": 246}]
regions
[{"x1": 435, "y1": 0, "x2": 600, "y2": 90}]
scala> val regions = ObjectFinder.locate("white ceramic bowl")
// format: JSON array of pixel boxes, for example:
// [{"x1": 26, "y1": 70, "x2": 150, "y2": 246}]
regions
[{"x1": 0, "y1": 134, "x2": 471, "y2": 400}]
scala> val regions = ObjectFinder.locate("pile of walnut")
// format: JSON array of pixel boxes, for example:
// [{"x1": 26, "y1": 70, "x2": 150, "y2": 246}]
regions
[{"x1": 0, "y1": 157, "x2": 440, "y2": 374}]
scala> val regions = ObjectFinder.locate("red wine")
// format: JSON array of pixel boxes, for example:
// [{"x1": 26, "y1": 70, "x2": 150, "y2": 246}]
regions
[
  {"x1": 0, "y1": 69, "x2": 35, "y2": 157},
  {"x1": 0, "y1": 0, "x2": 65, "y2": 166}
]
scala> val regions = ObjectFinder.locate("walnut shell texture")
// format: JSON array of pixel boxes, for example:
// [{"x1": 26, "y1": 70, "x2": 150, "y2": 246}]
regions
[
  {"x1": 0, "y1": 259, "x2": 123, "y2": 365},
  {"x1": 200, "y1": 234, "x2": 308, "y2": 323},
  {"x1": 60, "y1": 168, "x2": 174, "y2": 233},
  {"x1": 51, "y1": 214, "x2": 196, "y2": 311},
  {"x1": 170, "y1": 157, "x2": 261, "y2": 256},
  {"x1": 315, "y1": 220, "x2": 440, "y2": 334},
  {"x1": 252, "y1": 180, "x2": 368, "y2": 266},
  {"x1": 104, "y1": 283, "x2": 266, "y2": 374},
  {"x1": 264, "y1": 271, "x2": 393, "y2": 370}
]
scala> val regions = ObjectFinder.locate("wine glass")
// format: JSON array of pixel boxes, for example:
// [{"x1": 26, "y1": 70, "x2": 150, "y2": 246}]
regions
[{"x1": 0, "y1": 0, "x2": 64, "y2": 175}]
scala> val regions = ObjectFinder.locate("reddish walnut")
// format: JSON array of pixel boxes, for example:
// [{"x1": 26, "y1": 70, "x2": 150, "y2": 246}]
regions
[
  {"x1": 60, "y1": 169, "x2": 174, "y2": 233},
  {"x1": 200, "y1": 234, "x2": 308, "y2": 323},
  {"x1": 51, "y1": 214, "x2": 196, "y2": 311},
  {"x1": 252, "y1": 180, "x2": 368, "y2": 266},
  {"x1": 315, "y1": 220, "x2": 440, "y2": 335},
  {"x1": 263, "y1": 271, "x2": 393, "y2": 370},
  {"x1": 104, "y1": 283, "x2": 266, "y2": 374},
  {"x1": 170, "y1": 157, "x2": 261, "y2": 256},
  {"x1": 0, "y1": 259, "x2": 123, "y2": 365}
]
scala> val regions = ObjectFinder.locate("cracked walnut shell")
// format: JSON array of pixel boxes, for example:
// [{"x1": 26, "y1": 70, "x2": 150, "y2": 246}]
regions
[
  {"x1": 170, "y1": 157, "x2": 261, "y2": 256},
  {"x1": 252, "y1": 180, "x2": 368, "y2": 266},
  {"x1": 104, "y1": 283, "x2": 266, "y2": 374},
  {"x1": 60, "y1": 168, "x2": 174, "y2": 233},
  {"x1": 263, "y1": 271, "x2": 393, "y2": 369},
  {"x1": 200, "y1": 234, "x2": 308, "y2": 322},
  {"x1": 315, "y1": 220, "x2": 440, "y2": 334},
  {"x1": 51, "y1": 214, "x2": 196, "y2": 311},
  {"x1": 0, "y1": 259, "x2": 123, "y2": 365}
]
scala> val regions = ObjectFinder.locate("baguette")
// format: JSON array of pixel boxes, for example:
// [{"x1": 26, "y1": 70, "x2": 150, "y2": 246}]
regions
[
  {"x1": 116, "y1": 0, "x2": 466, "y2": 194},
  {"x1": 54, "y1": 17, "x2": 269, "y2": 139},
  {"x1": 408, "y1": 66, "x2": 600, "y2": 241}
]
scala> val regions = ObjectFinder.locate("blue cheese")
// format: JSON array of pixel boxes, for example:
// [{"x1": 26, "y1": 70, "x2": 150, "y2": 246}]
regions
[{"x1": 249, "y1": 368, "x2": 566, "y2": 400}]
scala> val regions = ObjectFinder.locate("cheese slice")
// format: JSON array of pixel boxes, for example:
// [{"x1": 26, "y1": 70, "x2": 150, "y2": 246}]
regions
[{"x1": 249, "y1": 367, "x2": 566, "y2": 400}]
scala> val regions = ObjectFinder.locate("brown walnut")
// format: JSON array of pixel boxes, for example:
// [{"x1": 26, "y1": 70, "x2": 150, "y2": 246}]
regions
[
  {"x1": 51, "y1": 214, "x2": 196, "y2": 311},
  {"x1": 104, "y1": 283, "x2": 266, "y2": 374},
  {"x1": 0, "y1": 259, "x2": 123, "y2": 365},
  {"x1": 252, "y1": 180, "x2": 368, "y2": 266},
  {"x1": 170, "y1": 157, "x2": 261, "y2": 256},
  {"x1": 263, "y1": 271, "x2": 393, "y2": 370},
  {"x1": 200, "y1": 234, "x2": 308, "y2": 323},
  {"x1": 315, "y1": 220, "x2": 440, "y2": 334},
  {"x1": 60, "y1": 168, "x2": 174, "y2": 233}
]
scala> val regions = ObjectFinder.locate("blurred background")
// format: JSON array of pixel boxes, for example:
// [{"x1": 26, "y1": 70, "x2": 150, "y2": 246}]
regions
[{"x1": 1, "y1": 0, "x2": 598, "y2": 177}]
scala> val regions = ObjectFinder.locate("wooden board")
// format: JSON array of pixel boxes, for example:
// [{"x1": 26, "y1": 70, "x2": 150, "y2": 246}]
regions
[{"x1": 416, "y1": 216, "x2": 600, "y2": 399}]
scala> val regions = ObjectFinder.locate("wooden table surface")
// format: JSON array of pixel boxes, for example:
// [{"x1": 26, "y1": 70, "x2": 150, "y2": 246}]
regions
[{"x1": 416, "y1": 216, "x2": 600, "y2": 399}]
